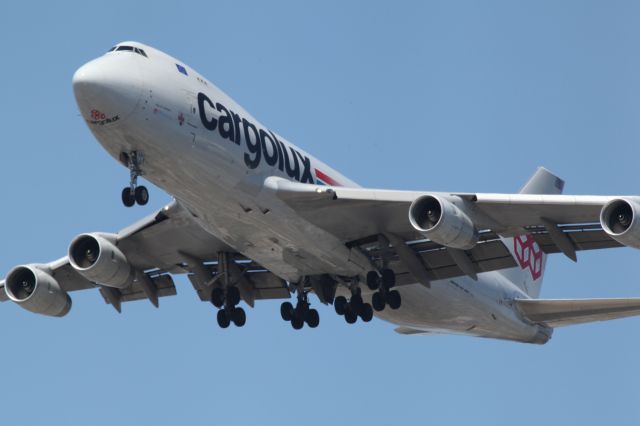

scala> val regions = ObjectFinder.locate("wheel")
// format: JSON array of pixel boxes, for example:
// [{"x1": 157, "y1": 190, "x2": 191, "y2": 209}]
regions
[
  {"x1": 387, "y1": 290, "x2": 401, "y2": 310},
  {"x1": 372, "y1": 292, "x2": 385, "y2": 312},
  {"x1": 210, "y1": 287, "x2": 225, "y2": 308},
  {"x1": 280, "y1": 302, "x2": 294, "y2": 321},
  {"x1": 217, "y1": 309, "x2": 230, "y2": 328},
  {"x1": 306, "y1": 309, "x2": 320, "y2": 328},
  {"x1": 226, "y1": 286, "x2": 240, "y2": 306},
  {"x1": 291, "y1": 317, "x2": 304, "y2": 330},
  {"x1": 381, "y1": 268, "x2": 396, "y2": 289},
  {"x1": 350, "y1": 294, "x2": 363, "y2": 311},
  {"x1": 232, "y1": 307, "x2": 246, "y2": 327},
  {"x1": 344, "y1": 308, "x2": 358, "y2": 324},
  {"x1": 334, "y1": 296, "x2": 347, "y2": 316},
  {"x1": 360, "y1": 303, "x2": 373, "y2": 322},
  {"x1": 134, "y1": 186, "x2": 149, "y2": 205},
  {"x1": 366, "y1": 271, "x2": 380, "y2": 290},
  {"x1": 121, "y1": 187, "x2": 135, "y2": 207}
]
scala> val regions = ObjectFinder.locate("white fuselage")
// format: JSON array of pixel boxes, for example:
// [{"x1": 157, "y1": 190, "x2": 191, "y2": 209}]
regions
[{"x1": 73, "y1": 42, "x2": 551, "y2": 344}]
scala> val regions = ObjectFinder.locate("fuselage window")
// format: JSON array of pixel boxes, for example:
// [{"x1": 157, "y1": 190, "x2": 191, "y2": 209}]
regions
[
  {"x1": 133, "y1": 47, "x2": 148, "y2": 57},
  {"x1": 112, "y1": 45, "x2": 148, "y2": 58}
]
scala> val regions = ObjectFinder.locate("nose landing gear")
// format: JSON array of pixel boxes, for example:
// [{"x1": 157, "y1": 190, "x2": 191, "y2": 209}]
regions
[{"x1": 120, "y1": 151, "x2": 149, "y2": 207}]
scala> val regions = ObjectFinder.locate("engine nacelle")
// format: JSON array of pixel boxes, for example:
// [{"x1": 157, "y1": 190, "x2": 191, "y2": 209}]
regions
[
  {"x1": 68, "y1": 233, "x2": 133, "y2": 288},
  {"x1": 600, "y1": 198, "x2": 640, "y2": 249},
  {"x1": 409, "y1": 195, "x2": 479, "y2": 250},
  {"x1": 4, "y1": 265, "x2": 71, "y2": 317}
]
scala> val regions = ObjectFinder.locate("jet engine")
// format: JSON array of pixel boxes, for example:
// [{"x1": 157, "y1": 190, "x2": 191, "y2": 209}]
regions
[
  {"x1": 600, "y1": 198, "x2": 640, "y2": 249},
  {"x1": 4, "y1": 265, "x2": 72, "y2": 317},
  {"x1": 68, "y1": 233, "x2": 133, "y2": 288},
  {"x1": 409, "y1": 195, "x2": 479, "y2": 250}
]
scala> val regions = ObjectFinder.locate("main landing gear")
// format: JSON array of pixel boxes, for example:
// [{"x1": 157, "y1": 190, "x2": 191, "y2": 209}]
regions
[
  {"x1": 366, "y1": 268, "x2": 401, "y2": 312},
  {"x1": 120, "y1": 151, "x2": 149, "y2": 207},
  {"x1": 334, "y1": 284, "x2": 374, "y2": 324},
  {"x1": 211, "y1": 285, "x2": 246, "y2": 328},
  {"x1": 280, "y1": 289, "x2": 320, "y2": 330}
]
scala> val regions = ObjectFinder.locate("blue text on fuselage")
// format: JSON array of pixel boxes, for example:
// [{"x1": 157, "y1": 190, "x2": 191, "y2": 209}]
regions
[{"x1": 197, "y1": 92, "x2": 314, "y2": 183}]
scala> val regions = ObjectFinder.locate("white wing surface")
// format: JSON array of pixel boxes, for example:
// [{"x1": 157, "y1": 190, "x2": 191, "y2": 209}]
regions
[{"x1": 0, "y1": 201, "x2": 290, "y2": 312}]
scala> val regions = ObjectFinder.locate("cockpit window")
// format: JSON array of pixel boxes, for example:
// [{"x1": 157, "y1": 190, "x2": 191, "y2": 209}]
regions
[{"x1": 108, "y1": 45, "x2": 148, "y2": 57}]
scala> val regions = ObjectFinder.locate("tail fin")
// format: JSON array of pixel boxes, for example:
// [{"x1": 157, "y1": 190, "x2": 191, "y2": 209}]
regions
[{"x1": 497, "y1": 167, "x2": 565, "y2": 298}]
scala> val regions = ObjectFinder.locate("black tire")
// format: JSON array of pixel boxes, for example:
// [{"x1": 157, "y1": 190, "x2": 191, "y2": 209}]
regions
[
  {"x1": 334, "y1": 296, "x2": 347, "y2": 316},
  {"x1": 217, "y1": 309, "x2": 230, "y2": 328},
  {"x1": 122, "y1": 187, "x2": 135, "y2": 207},
  {"x1": 372, "y1": 292, "x2": 386, "y2": 312},
  {"x1": 387, "y1": 290, "x2": 401, "y2": 310},
  {"x1": 366, "y1": 271, "x2": 380, "y2": 290},
  {"x1": 350, "y1": 294, "x2": 363, "y2": 311},
  {"x1": 291, "y1": 317, "x2": 304, "y2": 330},
  {"x1": 360, "y1": 303, "x2": 374, "y2": 322},
  {"x1": 381, "y1": 268, "x2": 396, "y2": 289},
  {"x1": 135, "y1": 186, "x2": 149, "y2": 206},
  {"x1": 232, "y1": 307, "x2": 246, "y2": 327},
  {"x1": 345, "y1": 308, "x2": 358, "y2": 324},
  {"x1": 280, "y1": 301, "x2": 294, "y2": 321},
  {"x1": 306, "y1": 309, "x2": 320, "y2": 328},
  {"x1": 210, "y1": 287, "x2": 225, "y2": 308},
  {"x1": 226, "y1": 286, "x2": 241, "y2": 306}
]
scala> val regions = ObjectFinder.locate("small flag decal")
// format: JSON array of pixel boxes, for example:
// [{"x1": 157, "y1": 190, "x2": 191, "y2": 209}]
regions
[
  {"x1": 176, "y1": 64, "x2": 188, "y2": 76},
  {"x1": 315, "y1": 169, "x2": 341, "y2": 186}
]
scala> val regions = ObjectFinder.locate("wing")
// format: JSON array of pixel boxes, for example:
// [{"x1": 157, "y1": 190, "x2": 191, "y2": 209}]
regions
[
  {"x1": 264, "y1": 170, "x2": 627, "y2": 284},
  {"x1": 269, "y1": 178, "x2": 618, "y2": 240},
  {"x1": 1, "y1": 201, "x2": 290, "y2": 313}
]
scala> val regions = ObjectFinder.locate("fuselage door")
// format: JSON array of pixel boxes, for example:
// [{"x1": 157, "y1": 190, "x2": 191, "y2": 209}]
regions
[{"x1": 184, "y1": 90, "x2": 198, "y2": 145}]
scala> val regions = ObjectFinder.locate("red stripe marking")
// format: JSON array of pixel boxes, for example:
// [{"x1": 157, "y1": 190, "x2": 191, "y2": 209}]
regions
[{"x1": 315, "y1": 168, "x2": 341, "y2": 186}]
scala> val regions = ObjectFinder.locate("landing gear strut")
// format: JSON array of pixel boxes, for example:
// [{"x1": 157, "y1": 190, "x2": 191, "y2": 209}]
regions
[
  {"x1": 211, "y1": 286, "x2": 246, "y2": 328},
  {"x1": 210, "y1": 252, "x2": 246, "y2": 328},
  {"x1": 280, "y1": 283, "x2": 319, "y2": 330},
  {"x1": 334, "y1": 283, "x2": 374, "y2": 324},
  {"x1": 120, "y1": 151, "x2": 149, "y2": 207},
  {"x1": 366, "y1": 268, "x2": 401, "y2": 312}
]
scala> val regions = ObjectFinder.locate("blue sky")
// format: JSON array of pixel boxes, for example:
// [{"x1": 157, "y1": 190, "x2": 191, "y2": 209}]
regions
[{"x1": 1, "y1": 1, "x2": 640, "y2": 425}]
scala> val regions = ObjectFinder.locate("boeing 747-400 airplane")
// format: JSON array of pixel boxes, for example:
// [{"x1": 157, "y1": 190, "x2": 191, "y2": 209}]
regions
[{"x1": 3, "y1": 42, "x2": 640, "y2": 344}]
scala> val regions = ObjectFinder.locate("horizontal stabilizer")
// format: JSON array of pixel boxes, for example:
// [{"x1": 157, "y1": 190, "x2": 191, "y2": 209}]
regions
[
  {"x1": 394, "y1": 327, "x2": 433, "y2": 335},
  {"x1": 516, "y1": 298, "x2": 640, "y2": 328}
]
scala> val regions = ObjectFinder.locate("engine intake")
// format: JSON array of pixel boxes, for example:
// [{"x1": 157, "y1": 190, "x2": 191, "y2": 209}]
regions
[
  {"x1": 409, "y1": 195, "x2": 479, "y2": 250},
  {"x1": 68, "y1": 233, "x2": 133, "y2": 288},
  {"x1": 5, "y1": 265, "x2": 71, "y2": 317},
  {"x1": 600, "y1": 198, "x2": 640, "y2": 249}
]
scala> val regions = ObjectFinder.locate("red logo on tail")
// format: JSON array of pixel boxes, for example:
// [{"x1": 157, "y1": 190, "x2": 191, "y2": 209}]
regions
[{"x1": 513, "y1": 234, "x2": 543, "y2": 280}]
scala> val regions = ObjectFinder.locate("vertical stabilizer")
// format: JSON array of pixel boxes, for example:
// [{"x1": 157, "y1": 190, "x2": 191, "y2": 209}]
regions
[{"x1": 498, "y1": 167, "x2": 564, "y2": 298}]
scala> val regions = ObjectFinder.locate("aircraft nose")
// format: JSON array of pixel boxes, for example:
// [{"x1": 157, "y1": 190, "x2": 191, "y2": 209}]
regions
[{"x1": 72, "y1": 56, "x2": 142, "y2": 124}]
